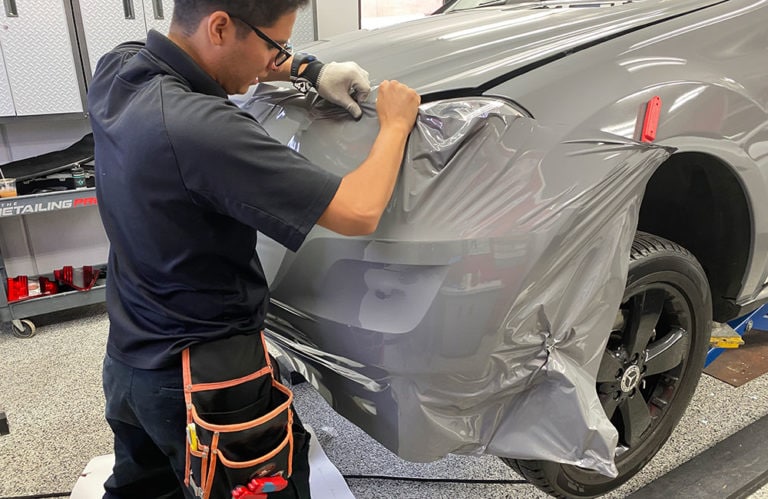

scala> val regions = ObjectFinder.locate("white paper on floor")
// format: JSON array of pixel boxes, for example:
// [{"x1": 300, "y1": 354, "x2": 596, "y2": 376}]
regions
[{"x1": 70, "y1": 425, "x2": 354, "y2": 498}]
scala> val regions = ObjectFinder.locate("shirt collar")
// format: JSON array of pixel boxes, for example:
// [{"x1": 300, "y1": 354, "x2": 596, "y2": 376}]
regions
[{"x1": 145, "y1": 29, "x2": 228, "y2": 99}]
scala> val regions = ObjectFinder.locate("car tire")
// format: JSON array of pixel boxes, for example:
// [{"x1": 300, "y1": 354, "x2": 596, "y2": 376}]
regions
[{"x1": 502, "y1": 231, "x2": 712, "y2": 498}]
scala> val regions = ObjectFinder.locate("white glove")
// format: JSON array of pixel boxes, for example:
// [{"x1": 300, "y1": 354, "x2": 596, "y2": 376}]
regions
[{"x1": 315, "y1": 62, "x2": 372, "y2": 119}]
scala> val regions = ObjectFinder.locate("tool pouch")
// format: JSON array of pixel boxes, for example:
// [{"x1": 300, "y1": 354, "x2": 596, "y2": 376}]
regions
[{"x1": 182, "y1": 333, "x2": 296, "y2": 499}]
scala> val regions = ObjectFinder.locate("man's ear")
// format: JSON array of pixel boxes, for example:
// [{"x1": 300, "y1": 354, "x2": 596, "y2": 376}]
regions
[{"x1": 206, "y1": 11, "x2": 234, "y2": 46}]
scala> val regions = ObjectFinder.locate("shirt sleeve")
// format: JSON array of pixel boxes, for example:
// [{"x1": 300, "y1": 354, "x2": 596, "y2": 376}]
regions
[{"x1": 164, "y1": 91, "x2": 342, "y2": 252}]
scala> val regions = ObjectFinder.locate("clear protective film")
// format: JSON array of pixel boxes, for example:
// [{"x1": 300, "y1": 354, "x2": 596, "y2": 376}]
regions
[{"x1": 240, "y1": 85, "x2": 673, "y2": 477}]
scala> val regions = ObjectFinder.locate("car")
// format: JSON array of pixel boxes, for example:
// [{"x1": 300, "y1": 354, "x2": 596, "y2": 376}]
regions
[
  {"x1": 238, "y1": 0, "x2": 768, "y2": 496},
  {"x1": 433, "y1": 0, "x2": 527, "y2": 13}
]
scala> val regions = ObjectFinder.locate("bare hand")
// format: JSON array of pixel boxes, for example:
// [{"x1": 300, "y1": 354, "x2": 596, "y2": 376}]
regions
[{"x1": 376, "y1": 80, "x2": 420, "y2": 134}]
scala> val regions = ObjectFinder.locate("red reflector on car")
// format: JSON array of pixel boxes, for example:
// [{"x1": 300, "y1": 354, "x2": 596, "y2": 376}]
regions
[{"x1": 641, "y1": 96, "x2": 662, "y2": 143}]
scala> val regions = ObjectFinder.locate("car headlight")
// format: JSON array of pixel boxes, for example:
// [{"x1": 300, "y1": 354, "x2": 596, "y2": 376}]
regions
[{"x1": 415, "y1": 97, "x2": 529, "y2": 160}]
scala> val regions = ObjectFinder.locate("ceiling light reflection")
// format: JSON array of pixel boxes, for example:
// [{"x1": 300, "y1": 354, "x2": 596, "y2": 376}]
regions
[
  {"x1": 668, "y1": 85, "x2": 707, "y2": 113},
  {"x1": 602, "y1": 120, "x2": 637, "y2": 139},
  {"x1": 438, "y1": 12, "x2": 552, "y2": 40},
  {"x1": 618, "y1": 57, "x2": 687, "y2": 72}
]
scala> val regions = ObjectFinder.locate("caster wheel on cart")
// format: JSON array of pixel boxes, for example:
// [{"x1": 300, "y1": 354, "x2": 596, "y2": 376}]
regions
[{"x1": 10, "y1": 319, "x2": 36, "y2": 338}]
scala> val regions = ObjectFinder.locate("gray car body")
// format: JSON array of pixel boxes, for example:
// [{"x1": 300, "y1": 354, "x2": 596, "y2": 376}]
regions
[{"x1": 241, "y1": 0, "x2": 768, "y2": 473}]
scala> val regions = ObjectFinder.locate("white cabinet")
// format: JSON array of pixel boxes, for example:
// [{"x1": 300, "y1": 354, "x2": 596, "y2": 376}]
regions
[
  {"x1": 0, "y1": 0, "x2": 83, "y2": 116},
  {"x1": 143, "y1": 0, "x2": 173, "y2": 35},
  {"x1": 0, "y1": 0, "x2": 334, "y2": 118},
  {"x1": 0, "y1": 42, "x2": 14, "y2": 117},
  {"x1": 77, "y1": 0, "x2": 174, "y2": 77},
  {"x1": 293, "y1": 3, "x2": 318, "y2": 47},
  {"x1": 77, "y1": 0, "x2": 147, "y2": 77}
]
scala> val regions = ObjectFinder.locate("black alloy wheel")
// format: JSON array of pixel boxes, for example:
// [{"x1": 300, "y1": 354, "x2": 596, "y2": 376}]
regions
[{"x1": 504, "y1": 232, "x2": 712, "y2": 498}]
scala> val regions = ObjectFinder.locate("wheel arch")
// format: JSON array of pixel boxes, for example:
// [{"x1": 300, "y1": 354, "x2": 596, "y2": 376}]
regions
[{"x1": 637, "y1": 151, "x2": 751, "y2": 322}]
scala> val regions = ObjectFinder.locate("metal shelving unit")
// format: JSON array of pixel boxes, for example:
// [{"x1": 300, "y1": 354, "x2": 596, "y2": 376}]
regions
[{"x1": 0, "y1": 187, "x2": 106, "y2": 337}]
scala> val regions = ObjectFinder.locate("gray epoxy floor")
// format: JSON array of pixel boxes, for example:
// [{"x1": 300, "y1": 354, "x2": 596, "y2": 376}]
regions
[{"x1": 1, "y1": 305, "x2": 768, "y2": 499}]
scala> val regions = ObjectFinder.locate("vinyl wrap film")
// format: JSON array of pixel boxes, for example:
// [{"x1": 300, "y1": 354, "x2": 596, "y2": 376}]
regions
[{"x1": 240, "y1": 85, "x2": 673, "y2": 477}]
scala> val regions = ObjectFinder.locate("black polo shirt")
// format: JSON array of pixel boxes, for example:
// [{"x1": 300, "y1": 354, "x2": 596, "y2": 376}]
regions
[{"x1": 87, "y1": 30, "x2": 341, "y2": 369}]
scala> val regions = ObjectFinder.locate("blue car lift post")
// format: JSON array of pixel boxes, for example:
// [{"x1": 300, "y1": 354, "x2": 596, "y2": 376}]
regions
[{"x1": 706, "y1": 302, "x2": 768, "y2": 367}]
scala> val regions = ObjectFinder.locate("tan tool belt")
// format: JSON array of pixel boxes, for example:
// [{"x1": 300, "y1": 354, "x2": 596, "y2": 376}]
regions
[{"x1": 182, "y1": 332, "x2": 295, "y2": 499}]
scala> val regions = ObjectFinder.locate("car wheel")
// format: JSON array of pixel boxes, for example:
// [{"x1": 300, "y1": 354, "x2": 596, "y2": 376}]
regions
[{"x1": 503, "y1": 231, "x2": 712, "y2": 498}]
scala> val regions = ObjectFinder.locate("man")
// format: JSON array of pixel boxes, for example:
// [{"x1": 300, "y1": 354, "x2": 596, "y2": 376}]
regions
[{"x1": 87, "y1": 0, "x2": 420, "y2": 497}]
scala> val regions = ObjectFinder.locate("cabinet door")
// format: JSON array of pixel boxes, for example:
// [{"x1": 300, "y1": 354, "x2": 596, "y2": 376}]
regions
[
  {"x1": 293, "y1": 3, "x2": 317, "y2": 47},
  {"x1": 78, "y1": 0, "x2": 148, "y2": 76},
  {"x1": 0, "y1": 0, "x2": 83, "y2": 116},
  {"x1": 0, "y1": 41, "x2": 14, "y2": 117},
  {"x1": 143, "y1": 0, "x2": 172, "y2": 35}
]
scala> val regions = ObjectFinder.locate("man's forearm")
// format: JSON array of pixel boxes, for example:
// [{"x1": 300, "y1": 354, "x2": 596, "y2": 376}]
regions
[
  {"x1": 317, "y1": 124, "x2": 411, "y2": 236},
  {"x1": 345, "y1": 126, "x2": 410, "y2": 218}
]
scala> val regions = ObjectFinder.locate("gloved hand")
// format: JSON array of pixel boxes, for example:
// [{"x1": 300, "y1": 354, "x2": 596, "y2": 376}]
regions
[{"x1": 315, "y1": 62, "x2": 372, "y2": 119}]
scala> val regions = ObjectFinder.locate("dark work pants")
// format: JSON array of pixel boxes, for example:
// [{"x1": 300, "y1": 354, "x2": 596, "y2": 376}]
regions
[{"x1": 102, "y1": 354, "x2": 311, "y2": 499}]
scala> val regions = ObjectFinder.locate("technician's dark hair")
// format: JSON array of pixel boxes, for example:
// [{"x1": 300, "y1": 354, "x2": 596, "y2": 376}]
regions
[{"x1": 172, "y1": 0, "x2": 309, "y2": 35}]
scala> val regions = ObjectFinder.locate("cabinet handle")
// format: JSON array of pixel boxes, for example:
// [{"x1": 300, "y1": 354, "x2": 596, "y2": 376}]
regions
[
  {"x1": 122, "y1": 0, "x2": 135, "y2": 19},
  {"x1": 152, "y1": 0, "x2": 164, "y2": 19},
  {"x1": 3, "y1": 0, "x2": 18, "y2": 17}
]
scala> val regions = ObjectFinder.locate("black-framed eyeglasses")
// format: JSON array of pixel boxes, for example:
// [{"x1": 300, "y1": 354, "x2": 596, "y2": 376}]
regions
[{"x1": 227, "y1": 13, "x2": 293, "y2": 67}]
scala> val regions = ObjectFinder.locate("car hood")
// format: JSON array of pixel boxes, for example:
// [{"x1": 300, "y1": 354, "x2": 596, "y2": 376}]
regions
[{"x1": 301, "y1": 0, "x2": 724, "y2": 95}]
